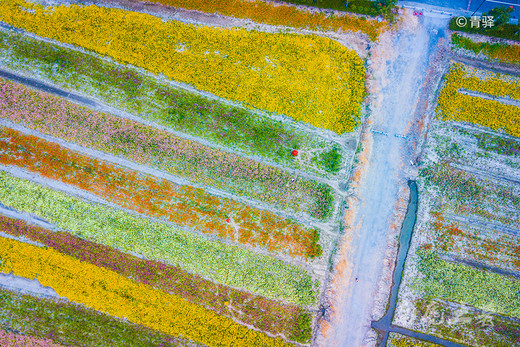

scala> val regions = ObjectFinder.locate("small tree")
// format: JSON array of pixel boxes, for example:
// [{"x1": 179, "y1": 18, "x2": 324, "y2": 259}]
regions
[
  {"x1": 375, "y1": 0, "x2": 398, "y2": 21},
  {"x1": 485, "y1": 6, "x2": 514, "y2": 26}
]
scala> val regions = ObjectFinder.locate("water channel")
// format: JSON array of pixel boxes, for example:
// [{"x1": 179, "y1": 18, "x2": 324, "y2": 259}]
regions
[{"x1": 371, "y1": 180, "x2": 467, "y2": 347}]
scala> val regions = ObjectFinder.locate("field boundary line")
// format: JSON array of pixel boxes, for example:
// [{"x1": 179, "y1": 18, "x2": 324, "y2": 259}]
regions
[{"x1": 458, "y1": 88, "x2": 520, "y2": 106}]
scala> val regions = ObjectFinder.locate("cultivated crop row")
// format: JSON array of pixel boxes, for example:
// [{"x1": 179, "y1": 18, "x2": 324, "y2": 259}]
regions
[
  {"x1": 119, "y1": 0, "x2": 386, "y2": 40},
  {"x1": 451, "y1": 33, "x2": 520, "y2": 66},
  {"x1": 0, "y1": 171, "x2": 318, "y2": 306},
  {"x1": 0, "y1": 236, "x2": 290, "y2": 346},
  {"x1": 0, "y1": 77, "x2": 335, "y2": 220},
  {"x1": 0, "y1": 289, "x2": 198, "y2": 347},
  {"x1": 0, "y1": 0, "x2": 366, "y2": 134},
  {"x1": 436, "y1": 63, "x2": 520, "y2": 137},
  {"x1": 0, "y1": 215, "x2": 312, "y2": 343},
  {"x1": 0, "y1": 126, "x2": 323, "y2": 260},
  {"x1": 0, "y1": 28, "x2": 347, "y2": 177}
]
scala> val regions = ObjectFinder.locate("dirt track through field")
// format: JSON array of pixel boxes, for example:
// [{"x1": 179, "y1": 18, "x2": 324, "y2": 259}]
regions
[
  {"x1": 458, "y1": 88, "x2": 520, "y2": 106},
  {"x1": 317, "y1": 12, "x2": 449, "y2": 347}
]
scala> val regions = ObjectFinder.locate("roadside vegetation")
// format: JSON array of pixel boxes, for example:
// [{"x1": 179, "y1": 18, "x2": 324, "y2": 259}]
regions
[
  {"x1": 271, "y1": 0, "x2": 397, "y2": 19},
  {"x1": 449, "y1": 6, "x2": 520, "y2": 42}
]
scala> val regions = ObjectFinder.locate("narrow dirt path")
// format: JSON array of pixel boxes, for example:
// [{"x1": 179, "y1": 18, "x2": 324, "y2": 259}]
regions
[
  {"x1": 318, "y1": 13, "x2": 448, "y2": 346},
  {"x1": 458, "y1": 89, "x2": 520, "y2": 106}
]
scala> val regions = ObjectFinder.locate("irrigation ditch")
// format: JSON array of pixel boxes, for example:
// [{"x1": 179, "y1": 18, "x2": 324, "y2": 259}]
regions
[{"x1": 371, "y1": 180, "x2": 467, "y2": 347}]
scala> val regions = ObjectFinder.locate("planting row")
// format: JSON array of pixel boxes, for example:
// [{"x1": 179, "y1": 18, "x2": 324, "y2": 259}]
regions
[
  {"x1": 0, "y1": 215, "x2": 312, "y2": 343},
  {"x1": 413, "y1": 248, "x2": 520, "y2": 320},
  {"x1": 129, "y1": 0, "x2": 385, "y2": 40},
  {"x1": 0, "y1": 0, "x2": 366, "y2": 134},
  {"x1": 472, "y1": 130, "x2": 520, "y2": 158},
  {"x1": 421, "y1": 165, "x2": 520, "y2": 229},
  {"x1": 0, "y1": 236, "x2": 289, "y2": 346},
  {"x1": 451, "y1": 33, "x2": 520, "y2": 65},
  {"x1": 0, "y1": 171, "x2": 318, "y2": 306},
  {"x1": 436, "y1": 64, "x2": 520, "y2": 137},
  {"x1": 0, "y1": 126, "x2": 323, "y2": 260},
  {"x1": 0, "y1": 28, "x2": 346, "y2": 177},
  {"x1": 0, "y1": 77, "x2": 335, "y2": 220},
  {"x1": 0, "y1": 289, "x2": 199, "y2": 347},
  {"x1": 442, "y1": 63, "x2": 520, "y2": 100},
  {"x1": 399, "y1": 297, "x2": 520, "y2": 346},
  {"x1": 427, "y1": 213, "x2": 520, "y2": 274}
]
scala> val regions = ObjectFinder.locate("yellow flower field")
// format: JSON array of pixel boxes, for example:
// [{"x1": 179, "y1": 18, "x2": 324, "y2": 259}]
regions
[
  {"x1": 436, "y1": 63, "x2": 520, "y2": 137},
  {"x1": 0, "y1": 236, "x2": 289, "y2": 346},
  {"x1": 0, "y1": 0, "x2": 365, "y2": 133}
]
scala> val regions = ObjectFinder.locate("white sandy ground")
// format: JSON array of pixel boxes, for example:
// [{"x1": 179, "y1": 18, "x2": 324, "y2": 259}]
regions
[
  {"x1": 317, "y1": 11, "x2": 450, "y2": 347},
  {"x1": 0, "y1": 273, "x2": 65, "y2": 300}
]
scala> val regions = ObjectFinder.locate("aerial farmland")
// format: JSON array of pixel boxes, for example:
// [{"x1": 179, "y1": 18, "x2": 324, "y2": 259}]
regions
[{"x1": 0, "y1": 0, "x2": 518, "y2": 346}]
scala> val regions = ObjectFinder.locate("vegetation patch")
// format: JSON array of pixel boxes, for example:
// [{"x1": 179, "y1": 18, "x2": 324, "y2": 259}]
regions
[
  {"x1": 410, "y1": 297, "x2": 520, "y2": 347},
  {"x1": 0, "y1": 29, "x2": 346, "y2": 177},
  {"x1": 0, "y1": 289, "x2": 198, "y2": 347},
  {"x1": 0, "y1": 0, "x2": 366, "y2": 134},
  {"x1": 0, "y1": 77, "x2": 336, "y2": 220},
  {"x1": 0, "y1": 215, "x2": 313, "y2": 343},
  {"x1": 386, "y1": 333, "x2": 440, "y2": 347},
  {"x1": 451, "y1": 33, "x2": 520, "y2": 65},
  {"x1": 412, "y1": 249, "x2": 520, "y2": 319},
  {"x1": 0, "y1": 171, "x2": 319, "y2": 306}
]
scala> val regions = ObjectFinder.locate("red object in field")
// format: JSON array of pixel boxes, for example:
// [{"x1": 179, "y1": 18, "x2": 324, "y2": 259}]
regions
[
  {"x1": 226, "y1": 218, "x2": 230, "y2": 223},
  {"x1": 413, "y1": 11, "x2": 417, "y2": 15},
  {"x1": 419, "y1": 12, "x2": 423, "y2": 15},
  {"x1": 292, "y1": 150, "x2": 298, "y2": 157}
]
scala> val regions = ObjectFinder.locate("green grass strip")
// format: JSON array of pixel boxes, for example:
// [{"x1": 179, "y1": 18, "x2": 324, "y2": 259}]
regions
[
  {"x1": 0, "y1": 171, "x2": 318, "y2": 306},
  {"x1": 451, "y1": 33, "x2": 520, "y2": 65},
  {"x1": 413, "y1": 249, "x2": 520, "y2": 319},
  {"x1": 0, "y1": 28, "x2": 346, "y2": 177}
]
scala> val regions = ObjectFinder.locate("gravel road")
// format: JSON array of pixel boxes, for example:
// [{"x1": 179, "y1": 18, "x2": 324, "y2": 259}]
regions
[{"x1": 319, "y1": 12, "x2": 448, "y2": 347}]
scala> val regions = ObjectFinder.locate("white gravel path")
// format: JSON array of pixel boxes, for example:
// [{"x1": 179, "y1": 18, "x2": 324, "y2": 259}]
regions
[{"x1": 318, "y1": 11, "x2": 449, "y2": 347}]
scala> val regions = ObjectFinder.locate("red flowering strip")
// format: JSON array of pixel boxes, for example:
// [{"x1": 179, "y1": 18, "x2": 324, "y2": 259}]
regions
[
  {"x1": 0, "y1": 215, "x2": 313, "y2": 343},
  {"x1": 0, "y1": 126, "x2": 322, "y2": 259}
]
